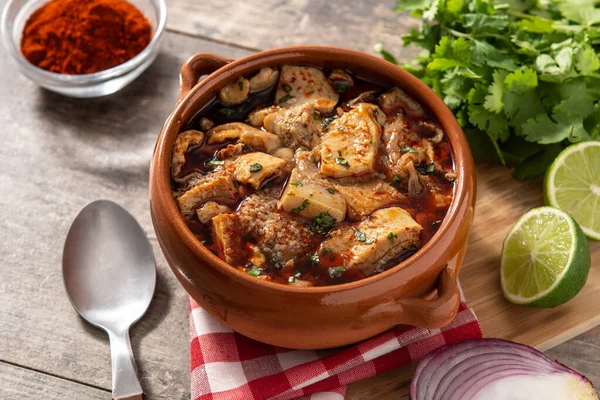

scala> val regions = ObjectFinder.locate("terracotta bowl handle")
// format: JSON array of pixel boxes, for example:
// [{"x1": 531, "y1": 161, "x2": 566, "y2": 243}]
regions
[
  {"x1": 178, "y1": 53, "x2": 232, "y2": 102},
  {"x1": 395, "y1": 266, "x2": 461, "y2": 328}
]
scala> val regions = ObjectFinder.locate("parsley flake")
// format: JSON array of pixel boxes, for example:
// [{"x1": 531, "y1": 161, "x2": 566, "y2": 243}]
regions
[
  {"x1": 333, "y1": 82, "x2": 348, "y2": 93},
  {"x1": 310, "y1": 253, "x2": 320, "y2": 264},
  {"x1": 335, "y1": 157, "x2": 350, "y2": 168},
  {"x1": 391, "y1": 174, "x2": 402, "y2": 190},
  {"x1": 401, "y1": 145, "x2": 417, "y2": 153},
  {"x1": 206, "y1": 158, "x2": 225, "y2": 168},
  {"x1": 387, "y1": 232, "x2": 398, "y2": 241},
  {"x1": 218, "y1": 108, "x2": 234, "y2": 116},
  {"x1": 282, "y1": 84, "x2": 292, "y2": 92},
  {"x1": 327, "y1": 188, "x2": 335, "y2": 194},
  {"x1": 290, "y1": 181, "x2": 303, "y2": 187},
  {"x1": 278, "y1": 94, "x2": 293, "y2": 103},
  {"x1": 415, "y1": 163, "x2": 435, "y2": 175},
  {"x1": 246, "y1": 264, "x2": 262, "y2": 277},
  {"x1": 291, "y1": 199, "x2": 310, "y2": 214},
  {"x1": 321, "y1": 248, "x2": 333, "y2": 255},
  {"x1": 310, "y1": 212, "x2": 336, "y2": 235},
  {"x1": 328, "y1": 266, "x2": 346, "y2": 279},
  {"x1": 313, "y1": 111, "x2": 320, "y2": 120},
  {"x1": 238, "y1": 81, "x2": 244, "y2": 90},
  {"x1": 249, "y1": 163, "x2": 263, "y2": 172},
  {"x1": 353, "y1": 227, "x2": 375, "y2": 244}
]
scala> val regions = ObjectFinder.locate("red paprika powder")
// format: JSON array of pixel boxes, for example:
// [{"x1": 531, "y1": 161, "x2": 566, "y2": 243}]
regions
[{"x1": 21, "y1": 0, "x2": 152, "y2": 74}]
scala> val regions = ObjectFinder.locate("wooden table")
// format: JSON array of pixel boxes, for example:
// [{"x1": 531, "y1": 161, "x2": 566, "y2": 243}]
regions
[{"x1": 0, "y1": 1, "x2": 598, "y2": 399}]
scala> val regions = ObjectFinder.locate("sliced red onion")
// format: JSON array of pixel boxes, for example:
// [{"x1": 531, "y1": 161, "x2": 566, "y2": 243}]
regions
[{"x1": 411, "y1": 338, "x2": 598, "y2": 400}]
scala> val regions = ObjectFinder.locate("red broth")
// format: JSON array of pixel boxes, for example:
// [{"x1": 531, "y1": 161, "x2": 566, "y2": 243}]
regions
[{"x1": 172, "y1": 66, "x2": 455, "y2": 286}]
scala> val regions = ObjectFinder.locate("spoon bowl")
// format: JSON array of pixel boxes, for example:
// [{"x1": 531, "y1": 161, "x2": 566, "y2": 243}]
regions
[{"x1": 63, "y1": 200, "x2": 156, "y2": 399}]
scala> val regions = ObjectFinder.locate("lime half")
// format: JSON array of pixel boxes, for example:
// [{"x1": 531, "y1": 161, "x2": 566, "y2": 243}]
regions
[
  {"x1": 545, "y1": 141, "x2": 600, "y2": 241},
  {"x1": 501, "y1": 207, "x2": 590, "y2": 308}
]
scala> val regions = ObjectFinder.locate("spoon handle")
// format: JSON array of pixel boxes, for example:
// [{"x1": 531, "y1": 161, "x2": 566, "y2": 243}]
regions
[{"x1": 108, "y1": 329, "x2": 145, "y2": 400}]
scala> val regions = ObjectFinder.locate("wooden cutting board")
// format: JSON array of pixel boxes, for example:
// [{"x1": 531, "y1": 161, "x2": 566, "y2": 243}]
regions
[{"x1": 346, "y1": 163, "x2": 600, "y2": 399}]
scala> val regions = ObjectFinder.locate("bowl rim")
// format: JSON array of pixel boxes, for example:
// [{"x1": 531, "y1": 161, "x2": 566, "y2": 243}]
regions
[
  {"x1": 154, "y1": 45, "x2": 473, "y2": 294},
  {"x1": 0, "y1": 0, "x2": 168, "y2": 84}
]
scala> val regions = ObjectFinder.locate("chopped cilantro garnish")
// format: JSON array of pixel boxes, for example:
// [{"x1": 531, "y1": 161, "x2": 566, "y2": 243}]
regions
[
  {"x1": 288, "y1": 272, "x2": 301, "y2": 283},
  {"x1": 238, "y1": 81, "x2": 244, "y2": 90},
  {"x1": 249, "y1": 163, "x2": 263, "y2": 172},
  {"x1": 415, "y1": 162, "x2": 435, "y2": 175},
  {"x1": 401, "y1": 145, "x2": 417, "y2": 153},
  {"x1": 291, "y1": 199, "x2": 310, "y2": 214},
  {"x1": 337, "y1": 150, "x2": 342, "y2": 156},
  {"x1": 328, "y1": 266, "x2": 346, "y2": 279},
  {"x1": 313, "y1": 111, "x2": 320, "y2": 120},
  {"x1": 206, "y1": 158, "x2": 225, "y2": 168},
  {"x1": 335, "y1": 157, "x2": 350, "y2": 168},
  {"x1": 387, "y1": 232, "x2": 398, "y2": 241},
  {"x1": 278, "y1": 94, "x2": 292, "y2": 103},
  {"x1": 321, "y1": 116, "x2": 337, "y2": 128},
  {"x1": 321, "y1": 248, "x2": 333, "y2": 255},
  {"x1": 327, "y1": 188, "x2": 335, "y2": 194},
  {"x1": 246, "y1": 264, "x2": 262, "y2": 277},
  {"x1": 218, "y1": 108, "x2": 234, "y2": 115},
  {"x1": 310, "y1": 212, "x2": 336, "y2": 235},
  {"x1": 391, "y1": 174, "x2": 402, "y2": 190},
  {"x1": 325, "y1": 153, "x2": 333, "y2": 158},
  {"x1": 333, "y1": 82, "x2": 348, "y2": 93},
  {"x1": 290, "y1": 181, "x2": 303, "y2": 187},
  {"x1": 353, "y1": 227, "x2": 375, "y2": 244},
  {"x1": 310, "y1": 253, "x2": 320, "y2": 264},
  {"x1": 282, "y1": 84, "x2": 292, "y2": 92}
]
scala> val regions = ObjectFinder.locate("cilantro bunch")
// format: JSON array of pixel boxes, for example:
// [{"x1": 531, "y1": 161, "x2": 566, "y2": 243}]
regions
[{"x1": 379, "y1": 0, "x2": 600, "y2": 178}]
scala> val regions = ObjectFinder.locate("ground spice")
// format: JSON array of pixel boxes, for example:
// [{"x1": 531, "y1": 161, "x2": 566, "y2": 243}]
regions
[{"x1": 21, "y1": 0, "x2": 152, "y2": 74}]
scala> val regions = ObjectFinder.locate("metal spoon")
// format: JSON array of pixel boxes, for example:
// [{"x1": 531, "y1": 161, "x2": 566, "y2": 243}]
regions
[{"x1": 63, "y1": 200, "x2": 156, "y2": 400}]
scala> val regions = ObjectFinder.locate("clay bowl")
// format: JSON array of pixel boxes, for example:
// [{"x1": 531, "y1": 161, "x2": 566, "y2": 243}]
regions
[{"x1": 149, "y1": 46, "x2": 476, "y2": 349}]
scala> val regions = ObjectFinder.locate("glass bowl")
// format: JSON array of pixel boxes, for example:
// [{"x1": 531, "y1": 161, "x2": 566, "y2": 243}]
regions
[{"x1": 1, "y1": 0, "x2": 167, "y2": 98}]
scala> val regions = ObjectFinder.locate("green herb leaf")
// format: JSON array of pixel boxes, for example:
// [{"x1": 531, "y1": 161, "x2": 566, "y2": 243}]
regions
[
  {"x1": 238, "y1": 81, "x2": 244, "y2": 90},
  {"x1": 278, "y1": 94, "x2": 293, "y2": 103},
  {"x1": 310, "y1": 212, "x2": 336, "y2": 235},
  {"x1": 310, "y1": 253, "x2": 320, "y2": 264},
  {"x1": 333, "y1": 82, "x2": 348, "y2": 93},
  {"x1": 335, "y1": 157, "x2": 350, "y2": 168},
  {"x1": 290, "y1": 181, "x2": 303, "y2": 187},
  {"x1": 282, "y1": 84, "x2": 292, "y2": 92},
  {"x1": 291, "y1": 199, "x2": 310, "y2": 214},
  {"x1": 206, "y1": 158, "x2": 225, "y2": 168},
  {"x1": 321, "y1": 247, "x2": 333, "y2": 255},
  {"x1": 388, "y1": 232, "x2": 398, "y2": 241},
  {"x1": 327, "y1": 188, "x2": 336, "y2": 194},
  {"x1": 321, "y1": 116, "x2": 337, "y2": 128},
  {"x1": 415, "y1": 162, "x2": 435, "y2": 175},
  {"x1": 391, "y1": 174, "x2": 402, "y2": 190},
  {"x1": 401, "y1": 145, "x2": 417, "y2": 153},
  {"x1": 353, "y1": 227, "x2": 375, "y2": 244},
  {"x1": 313, "y1": 111, "x2": 321, "y2": 120},
  {"x1": 218, "y1": 108, "x2": 234, "y2": 116},
  {"x1": 249, "y1": 163, "x2": 263, "y2": 172},
  {"x1": 328, "y1": 266, "x2": 346, "y2": 279},
  {"x1": 246, "y1": 264, "x2": 262, "y2": 277}
]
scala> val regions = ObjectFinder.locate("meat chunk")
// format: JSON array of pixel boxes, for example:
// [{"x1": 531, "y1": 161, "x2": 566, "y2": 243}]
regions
[
  {"x1": 233, "y1": 152, "x2": 287, "y2": 189},
  {"x1": 263, "y1": 104, "x2": 322, "y2": 149},
  {"x1": 278, "y1": 151, "x2": 346, "y2": 221},
  {"x1": 379, "y1": 87, "x2": 425, "y2": 118},
  {"x1": 319, "y1": 104, "x2": 384, "y2": 178},
  {"x1": 171, "y1": 130, "x2": 204, "y2": 182},
  {"x1": 219, "y1": 77, "x2": 250, "y2": 106},
  {"x1": 275, "y1": 65, "x2": 339, "y2": 112},
  {"x1": 320, "y1": 207, "x2": 422, "y2": 275},
  {"x1": 216, "y1": 143, "x2": 245, "y2": 160},
  {"x1": 247, "y1": 105, "x2": 281, "y2": 128},
  {"x1": 196, "y1": 201, "x2": 232, "y2": 224},
  {"x1": 207, "y1": 122, "x2": 282, "y2": 153},
  {"x1": 333, "y1": 180, "x2": 406, "y2": 220},
  {"x1": 212, "y1": 213, "x2": 246, "y2": 266},
  {"x1": 249, "y1": 67, "x2": 279, "y2": 93},
  {"x1": 237, "y1": 191, "x2": 317, "y2": 264},
  {"x1": 177, "y1": 170, "x2": 237, "y2": 216}
]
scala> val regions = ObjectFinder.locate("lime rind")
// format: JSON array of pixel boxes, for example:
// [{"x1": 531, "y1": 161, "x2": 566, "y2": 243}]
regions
[
  {"x1": 545, "y1": 141, "x2": 600, "y2": 241},
  {"x1": 501, "y1": 206, "x2": 590, "y2": 307},
  {"x1": 501, "y1": 207, "x2": 577, "y2": 304}
]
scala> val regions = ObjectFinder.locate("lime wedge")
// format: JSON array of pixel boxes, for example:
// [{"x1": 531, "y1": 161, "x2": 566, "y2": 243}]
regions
[
  {"x1": 501, "y1": 207, "x2": 590, "y2": 308},
  {"x1": 545, "y1": 141, "x2": 600, "y2": 241}
]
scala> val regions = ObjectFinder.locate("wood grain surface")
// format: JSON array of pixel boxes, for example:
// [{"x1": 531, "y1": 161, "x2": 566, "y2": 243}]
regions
[{"x1": 0, "y1": 0, "x2": 598, "y2": 399}]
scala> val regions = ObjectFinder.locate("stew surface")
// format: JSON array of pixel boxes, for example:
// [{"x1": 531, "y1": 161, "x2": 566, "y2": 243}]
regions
[{"x1": 171, "y1": 65, "x2": 456, "y2": 286}]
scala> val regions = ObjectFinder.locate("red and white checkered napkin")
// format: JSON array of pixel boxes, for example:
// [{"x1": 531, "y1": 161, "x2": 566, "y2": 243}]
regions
[{"x1": 190, "y1": 298, "x2": 482, "y2": 400}]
